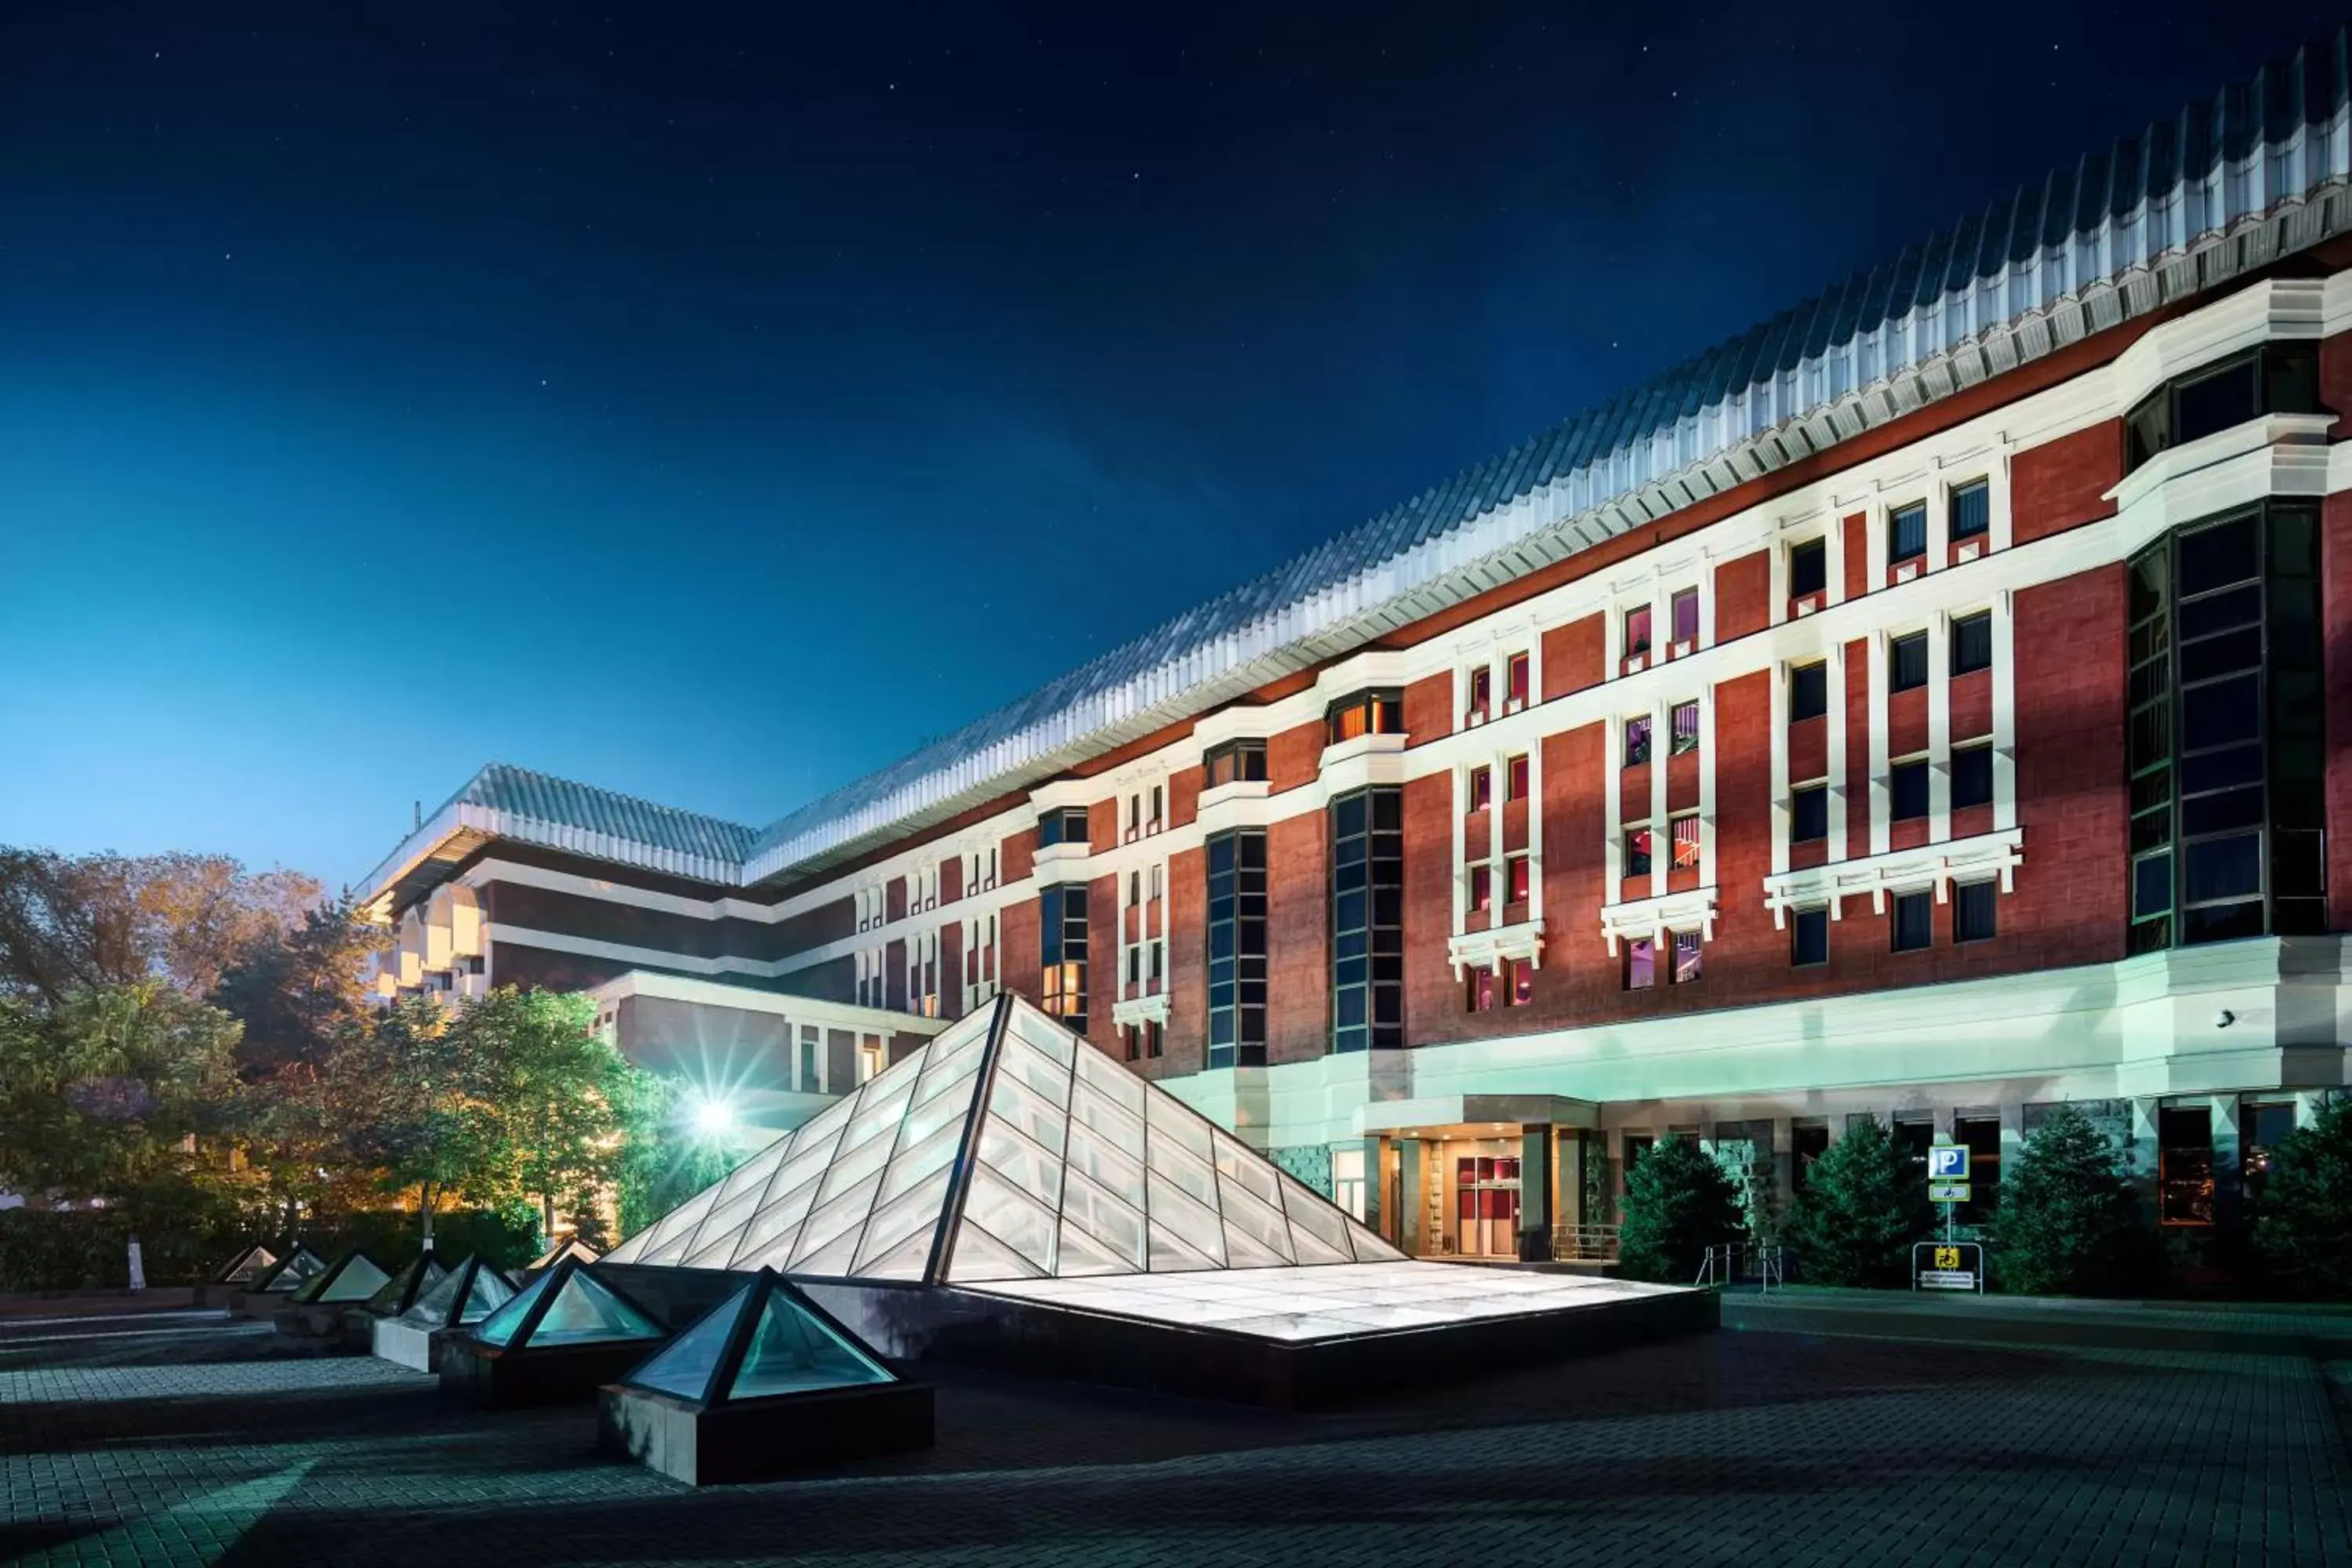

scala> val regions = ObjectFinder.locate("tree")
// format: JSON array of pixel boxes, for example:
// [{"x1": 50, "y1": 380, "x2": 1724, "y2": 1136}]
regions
[
  {"x1": 614, "y1": 1069, "x2": 735, "y2": 1240},
  {"x1": 2252, "y1": 1100, "x2": 2352, "y2": 1299},
  {"x1": 209, "y1": 896, "x2": 376, "y2": 1076},
  {"x1": 460, "y1": 989, "x2": 633, "y2": 1243},
  {"x1": 1617, "y1": 1138, "x2": 1743, "y2": 1283},
  {"x1": 0, "y1": 982, "x2": 245, "y2": 1225},
  {"x1": 1992, "y1": 1103, "x2": 2155, "y2": 1295},
  {"x1": 1784, "y1": 1118, "x2": 1935, "y2": 1287},
  {"x1": 328, "y1": 996, "x2": 521, "y2": 1247},
  {"x1": 0, "y1": 848, "x2": 319, "y2": 1007}
]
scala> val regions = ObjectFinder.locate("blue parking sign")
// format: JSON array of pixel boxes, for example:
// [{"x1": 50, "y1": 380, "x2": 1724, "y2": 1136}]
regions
[{"x1": 1929, "y1": 1144, "x2": 1969, "y2": 1181}]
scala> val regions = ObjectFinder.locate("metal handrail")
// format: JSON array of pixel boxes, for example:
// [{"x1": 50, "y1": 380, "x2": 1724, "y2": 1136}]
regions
[{"x1": 1548, "y1": 1223, "x2": 1621, "y2": 1261}]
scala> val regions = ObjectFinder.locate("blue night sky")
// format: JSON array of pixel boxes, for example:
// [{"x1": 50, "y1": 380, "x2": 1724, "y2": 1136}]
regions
[{"x1": 0, "y1": 3, "x2": 2332, "y2": 887}]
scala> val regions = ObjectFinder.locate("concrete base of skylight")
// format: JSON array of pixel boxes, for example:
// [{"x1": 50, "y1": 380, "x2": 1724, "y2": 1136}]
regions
[
  {"x1": 371, "y1": 1316, "x2": 453, "y2": 1374},
  {"x1": 437, "y1": 1334, "x2": 670, "y2": 1408},
  {"x1": 597, "y1": 1380, "x2": 935, "y2": 1486}
]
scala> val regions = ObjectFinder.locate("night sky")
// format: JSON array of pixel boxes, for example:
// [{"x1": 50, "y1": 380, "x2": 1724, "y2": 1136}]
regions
[{"x1": 1, "y1": 3, "x2": 2331, "y2": 886}]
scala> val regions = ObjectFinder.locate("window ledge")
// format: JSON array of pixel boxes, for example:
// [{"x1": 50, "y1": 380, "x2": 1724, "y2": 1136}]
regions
[
  {"x1": 1448, "y1": 917, "x2": 1545, "y2": 978},
  {"x1": 1112, "y1": 993, "x2": 1171, "y2": 1028},
  {"x1": 1761, "y1": 827, "x2": 2024, "y2": 928},
  {"x1": 2105, "y1": 412, "x2": 2335, "y2": 512},
  {"x1": 1196, "y1": 779, "x2": 1272, "y2": 813},
  {"x1": 1599, "y1": 888, "x2": 1719, "y2": 955},
  {"x1": 1032, "y1": 840, "x2": 1091, "y2": 881},
  {"x1": 1319, "y1": 731, "x2": 1408, "y2": 770}
]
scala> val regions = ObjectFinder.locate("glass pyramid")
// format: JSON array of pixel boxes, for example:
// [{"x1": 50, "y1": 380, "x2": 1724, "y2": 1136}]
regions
[
  {"x1": 470, "y1": 1256, "x2": 663, "y2": 1349},
  {"x1": 622, "y1": 1268, "x2": 893, "y2": 1404},
  {"x1": 529, "y1": 1237, "x2": 601, "y2": 1272},
  {"x1": 364, "y1": 1254, "x2": 448, "y2": 1316},
  {"x1": 288, "y1": 1250, "x2": 393, "y2": 1305},
  {"x1": 604, "y1": 996, "x2": 1403, "y2": 1287},
  {"x1": 254, "y1": 1246, "x2": 326, "y2": 1292},
  {"x1": 214, "y1": 1243, "x2": 278, "y2": 1286},
  {"x1": 395, "y1": 1254, "x2": 516, "y2": 1330}
]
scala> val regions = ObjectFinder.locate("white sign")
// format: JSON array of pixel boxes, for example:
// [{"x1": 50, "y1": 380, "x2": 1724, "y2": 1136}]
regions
[
  {"x1": 1928, "y1": 1144, "x2": 1969, "y2": 1181},
  {"x1": 1918, "y1": 1269, "x2": 1976, "y2": 1290}
]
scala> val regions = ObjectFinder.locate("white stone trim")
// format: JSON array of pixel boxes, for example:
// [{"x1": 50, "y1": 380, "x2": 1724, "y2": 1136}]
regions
[
  {"x1": 1760, "y1": 827, "x2": 2025, "y2": 928},
  {"x1": 1112, "y1": 993, "x2": 1172, "y2": 1029},
  {"x1": 1449, "y1": 917, "x2": 1547, "y2": 979},
  {"x1": 1599, "y1": 887, "x2": 1719, "y2": 956}
]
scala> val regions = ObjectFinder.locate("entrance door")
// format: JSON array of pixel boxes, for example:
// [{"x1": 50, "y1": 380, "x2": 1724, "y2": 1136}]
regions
[{"x1": 1453, "y1": 1150, "x2": 1522, "y2": 1257}]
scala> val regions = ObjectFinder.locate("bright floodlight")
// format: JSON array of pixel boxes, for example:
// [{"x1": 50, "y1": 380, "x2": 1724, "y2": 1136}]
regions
[{"x1": 688, "y1": 1094, "x2": 735, "y2": 1138}]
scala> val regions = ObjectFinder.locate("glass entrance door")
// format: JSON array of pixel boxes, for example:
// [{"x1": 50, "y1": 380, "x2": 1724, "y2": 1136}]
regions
[{"x1": 1454, "y1": 1149, "x2": 1521, "y2": 1258}]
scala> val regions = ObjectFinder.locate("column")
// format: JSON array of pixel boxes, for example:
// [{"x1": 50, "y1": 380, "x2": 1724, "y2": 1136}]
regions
[
  {"x1": 1398, "y1": 1139, "x2": 1429, "y2": 1258},
  {"x1": 1356, "y1": 1136, "x2": 1388, "y2": 1240},
  {"x1": 1518, "y1": 1125, "x2": 1553, "y2": 1261},
  {"x1": 2209, "y1": 1094, "x2": 2243, "y2": 1240}
]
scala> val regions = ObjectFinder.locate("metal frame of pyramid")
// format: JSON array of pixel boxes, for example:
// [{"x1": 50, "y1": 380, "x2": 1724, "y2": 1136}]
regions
[
  {"x1": 287, "y1": 1248, "x2": 393, "y2": 1306},
  {"x1": 605, "y1": 994, "x2": 1403, "y2": 1286}
]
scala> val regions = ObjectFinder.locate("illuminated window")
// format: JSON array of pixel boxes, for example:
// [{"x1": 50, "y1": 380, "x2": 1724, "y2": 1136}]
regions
[
  {"x1": 1670, "y1": 812, "x2": 1701, "y2": 870},
  {"x1": 1670, "y1": 587, "x2": 1699, "y2": 644},
  {"x1": 1468, "y1": 864, "x2": 1492, "y2": 913},
  {"x1": 1506, "y1": 855, "x2": 1530, "y2": 905},
  {"x1": 1624, "y1": 715, "x2": 1653, "y2": 766},
  {"x1": 1624, "y1": 937, "x2": 1657, "y2": 990},
  {"x1": 1671, "y1": 931, "x2": 1702, "y2": 984},
  {"x1": 1505, "y1": 652, "x2": 1530, "y2": 707},
  {"x1": 1465, "y1": 967, "x2": 1496, "y2": 1012},
  {"x1": 1038, "y1": 886, "x2": 1089, "y2": 1033},
  {"x1": 1325, "y1": 688, "x2": 1404, "y2": 746},
  {"x1": 1624, "y1": 604, "x2": 1653, "y2": 658},
  {"x1": 1505, "y1": 753, "x2": 1529, "y2": 801},
  {"x1": 1465, "y1": 666, "x2": 1491, "y2": 721},
  {"x1": 1203, "y1": 739, "x2": 1268, "y2": 786},
  {"x1": 1505, "y1": 956, "x2": 1533, "y2": 1007},
  {"x1": 1670, "y1": 701, "x2": 1699, "y2": 756},
  {"x1": 1467, "y1": 766, "x2": 1492, "y2": 813},
  {"x1": 1625, "y1": 826, "x2": 1653, "y2": 878}
]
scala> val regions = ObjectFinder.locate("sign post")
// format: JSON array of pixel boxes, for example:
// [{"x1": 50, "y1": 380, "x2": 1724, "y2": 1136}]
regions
[{"x1": 1915, "y1": 1142, "x2": 1984, "y2": 1290}]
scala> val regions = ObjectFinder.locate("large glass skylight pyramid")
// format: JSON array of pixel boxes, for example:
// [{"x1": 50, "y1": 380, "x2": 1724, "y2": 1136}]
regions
[{"x1": 605, "y1": 995, "x2": 1403, "y2": 1285}]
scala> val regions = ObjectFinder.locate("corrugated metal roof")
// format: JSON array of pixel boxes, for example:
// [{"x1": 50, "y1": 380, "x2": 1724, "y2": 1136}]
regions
[{"x1": 365, "y1": 30, "x2": 2352, "y2": 898}]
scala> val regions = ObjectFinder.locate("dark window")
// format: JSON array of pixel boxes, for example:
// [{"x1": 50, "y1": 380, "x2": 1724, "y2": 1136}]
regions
[
  {"x1": 2245, "y1": 1101, "x2": 2296, "y2": 1198},
  {"x1": 1951, "y1": 612, "x2": 1992, "y2": 677},
  {"x1": 1671, "y1": 588, "x2": 1700, "y2": 644},
  {"x1": 1038, "y1": 885, "x2": 1089, "y2": 1033},
  {"x1": 2158, "y1": 1106, "x2": 2215, "y2": 1225},
  {"x1": 2129, "y1": 503, "x2": 2325, "y2": 951},
  {"x1": 1325, "y1": 688, "x2": 1405, "y2": 747},
  {"x1": 1465, "y1": 666, "x2": 1491, "y2": 719},
  {"x1": 1955, "y1": 1116, "x2": 2002, "y2": 1224},
  {"x1": 1624, "y1": 715, "x2": 1653, "y2": 765},
  {"x1": 1623, "y1": 1133, "x2": 1653, "y2": 1178},
  {"x1": 2125, "y1": 344, "x2": 2319, "y2": 472},
  {"x1": 1624, "y1": 935, "x2": 1657, "y2": 990},
  {"x1": 1329, "y1": 786, "x2": 1403, "y2": 1053},
  {"x1": 1789, "y1": 538, "x2": 1828, "y2": 599},
  {"x1": 1889, "y1": 631, "x2": 1929, "y2": 693},
  {"x1": 1954, "y1": 880, "x2": 1997, "y2": 943},
  {"x1": 1891, "y1": 891, "x2": 1933, "y2": 952},
  {"x1": 1790, "y1": 662, "x2": 1828, "y2": 722},
  {"x1": 1889, "y1": 502, "x2": 1927, "y2": 564},
  {"x1": 1506, "y1": 652, "x2": 1530, "y2": 706},
  {"x1": 1951, "y1": 745, "x2": 1994, "y2": 811},
  {"x1": 1036, "y1": 807, "x2": 1090, "y2": 849},
  {"x1": 1792, "y1": 783, "x2": 1828, "y2": 844},
  {"x1": 1891, "y1": 758, "x2": 1929, "y2": 822},
  {"x1": 1205, "y1": 829, "x2": 1268, "y2": 1070},
  {"x1": 1203, "y1": 739, "x2": 1268, "y2": 786},
  {"x1": 1791, "y1": 907, "x2": 1829, "y2": 966},
  {"x1": 1505, "y1": 753, "x2": 1530, "y2": 801},
  {"x1": 1625, "y1": 827, "x2": 1653, "y2": 878},
  {"x1": 1950, "y1": 480, "x2": 1991, "y2": 541},
  {"x1": 1790, "y1": 1120, "x2": 1831, "y2": 1196},
  {"x1": 1670, "y1": 701, "x2": 1700, "y2": 755}
]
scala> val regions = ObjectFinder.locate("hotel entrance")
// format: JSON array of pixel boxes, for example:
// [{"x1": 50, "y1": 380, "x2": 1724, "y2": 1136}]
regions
[{"x1": 1450, "y1": 1142, "x2": 1521, "y2": 1258}]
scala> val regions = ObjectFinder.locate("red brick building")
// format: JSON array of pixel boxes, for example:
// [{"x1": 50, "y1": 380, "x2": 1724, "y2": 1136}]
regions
[{"x1": 361, "y1": 40, "x2": 2352, "y2": 1261}]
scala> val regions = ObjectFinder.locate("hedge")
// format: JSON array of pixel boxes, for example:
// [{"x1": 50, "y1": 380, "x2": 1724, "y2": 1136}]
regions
[{"x1": 0, "y1": 1205, "x2": 539, "y2": 1293}]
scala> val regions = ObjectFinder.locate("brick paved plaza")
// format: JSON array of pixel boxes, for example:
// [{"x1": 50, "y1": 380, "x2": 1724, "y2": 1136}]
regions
[{"x1": 5, "y1": 1296, "x2": 2351, "y2": 1567}]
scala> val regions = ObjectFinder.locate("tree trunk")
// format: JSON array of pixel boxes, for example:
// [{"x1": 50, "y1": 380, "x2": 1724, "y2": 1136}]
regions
[
  {"x1": 542, "y1": 1191, "x2": 556, "y2": 1246},
  {"x1": 419, "y1": 1184, "x2": 436, "y2": 1252}
]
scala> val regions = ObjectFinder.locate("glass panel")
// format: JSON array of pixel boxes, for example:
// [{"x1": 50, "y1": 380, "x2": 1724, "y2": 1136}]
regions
[
  {"x1": 1221, "y1": 1218, "x2": 1291, "y2": 1268},
  {"x1": 1212, "y1": 1133, "x2": 1281, "y2": 1207},
  {"x1": 877, "y1": 1113, "x2": 965, "y2": 1205},
  {"x1": 1007, "y1": 1007, "x2": 1076, "y2": 1068},
  {"x1": 1284, "y1": 1192, "x2": 1353, "y2": 1265},
  {"x1": 963, "y1": 1161, "x2": 1060, "y2": 1272},
  {"x1": 1146, "y1": 1126, "x2": 1219, "y2": 1208},
  {"x1": 1146, "y1": 1167, "x2": 1229, "y2": 1265},
  {"x1": 1068, "y1": 1080, "x2": 1147, "y2": 1160},
  {"x1": 1148, "y1": 1219, "x2": 1220, "y2": 1272},
  {"x1": 838, "y1": 1076, "x2": 917, "y2": 1158},
  {"x1": 2184, "y1": 833, "x2": 2262, "y2": 904},
  {"x1": 810, "y1": 1121, "x2": 897, "y2": 1206},
  {"x1": 786, "y1": 1171, "x2": 884, "y2": 1272},
  {"x1": 472, "y1": 1269, "x2": 555, "y2": 1347},
  {"x1": 714, "y1": 1138, "x2": 790, "y2": 1206},
  {"x1": 1073, "y1": 1044, "x2": 1148, "y2": 1121},
  {"x1": 685, "y1": 1186, "x2": 765, "y2": 1262},
  {"x1": 626, "y1": 1282, "x2": 751, "y2": 1400},
  {"x1": 1058, "y1": 1168, "x2": 1149, "y2": 1272},
  {"x1": 1065, "y1": 1117, "x2": 1149, "y2": 1212},
  {"x1": 1055, "y1": 1216, "x2": 1140, "y2": 1276},
  {"x1": 948, "y1": 1221, "x2": 1046, "y2": 1282},
  {"x1": 979, "y1": 1114, "x2": 1067, "y2": 1210},
  {"x1": 988, "y1": 1068, "x2": 1069, "y2": 1155},
  {"x1": 851, "y1": 1165, "x2": 953, "y2": 1274},
  {"x1": 855, "y1": 1227, "x2": 936, "y2": 1283}
]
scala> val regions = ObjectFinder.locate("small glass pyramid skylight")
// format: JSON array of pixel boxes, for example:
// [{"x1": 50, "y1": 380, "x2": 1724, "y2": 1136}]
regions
[
  {"x1": 605, "y1": 995, "x2": 1403, "y2": 1286},
  {"x1": 215, "y1": 1243, "x2": 278, "y2": 1286},
  {"x1": 396, "y1": 1254, "x2": 515, "y2": 1330},
  {"x1": 621, "y1": 1268, "x2": 894, "y2": 1405},
  {"x1": 255, "y1": 1246, "x2": 327, "y2": 1292},
  {"x1": 288, "y1": 1250, "x2": 393, "y2": 1305},
  {"x1": 530, "y1": 1237, "x2": 601, "y2": 1272},
  {"x1": 470, "y1": 1256, "x2": 663, "y2": 1349},
  {"x1": 364, "y1": 1254, "x2": 448, "y2": 1316}
]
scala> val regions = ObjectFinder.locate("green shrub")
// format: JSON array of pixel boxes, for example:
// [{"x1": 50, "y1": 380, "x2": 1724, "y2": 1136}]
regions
[
  {"x1": 1617, "y1": 1138, "x2": 1743, "y2": 1283},
  {"x1": 1992, "y1": 1103, "x2": 2157, "y2": 1295},
  {"x1": 2252, "y1": 1100, "x2": 2352, "y2": 1300},
  {"x1": 1784, "y1": 1118, "x2": 1935, "y2": 1287}
]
